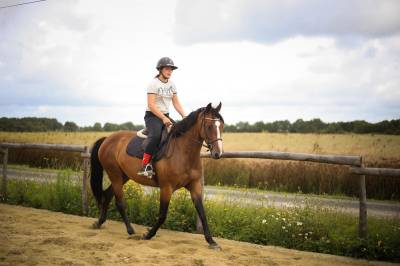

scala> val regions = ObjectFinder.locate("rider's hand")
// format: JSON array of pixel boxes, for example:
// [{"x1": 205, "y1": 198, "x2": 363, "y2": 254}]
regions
[{"x1": 162, "y1": 117, "x2": 172, "y2": 127}]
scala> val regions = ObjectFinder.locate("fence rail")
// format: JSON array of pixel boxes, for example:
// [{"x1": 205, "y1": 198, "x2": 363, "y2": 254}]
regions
[
  {"x1": 200, "y1": 151, "x2": 362, "y2": 166},
  {"x1": 1, "y1": 142, "x2": 400, "y2": 239}
]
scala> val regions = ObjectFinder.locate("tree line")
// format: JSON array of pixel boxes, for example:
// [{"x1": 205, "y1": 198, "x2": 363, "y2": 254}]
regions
[
  {"x1": 0, "y1": 117, "x2": 399, "y2": 134},
  {"x1": 0, "y1": 117, "x2": 143, "y2": 132}
]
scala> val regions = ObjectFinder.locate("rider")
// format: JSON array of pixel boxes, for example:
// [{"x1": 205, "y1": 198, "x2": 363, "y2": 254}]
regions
[{"x1": 137, "y1": 57, "x2": 186, "y2": 177}]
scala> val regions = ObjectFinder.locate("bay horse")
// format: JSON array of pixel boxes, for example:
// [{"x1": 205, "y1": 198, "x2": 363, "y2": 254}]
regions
[{"x1": 90, "y1": 102, "x2": 224, "y2": 249}]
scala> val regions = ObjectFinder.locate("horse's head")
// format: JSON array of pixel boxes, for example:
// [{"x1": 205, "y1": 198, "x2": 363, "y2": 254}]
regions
[{"x1": 198, "y1": 102, "x2": 224, "y2": 159}]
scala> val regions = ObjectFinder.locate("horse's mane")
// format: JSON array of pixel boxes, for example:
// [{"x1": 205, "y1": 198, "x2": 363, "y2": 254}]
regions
[{"x1": 169, "y1": 107, "x2": 224, "y2": 139}]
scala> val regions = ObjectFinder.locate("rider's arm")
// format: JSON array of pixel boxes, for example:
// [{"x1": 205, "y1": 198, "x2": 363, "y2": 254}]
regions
[
  {"x1": 172, "y1": 93, "x2": 186, "y2": 118},
  {"x1": 147, "y1": 94, "x2": 171, "y2": 123}
]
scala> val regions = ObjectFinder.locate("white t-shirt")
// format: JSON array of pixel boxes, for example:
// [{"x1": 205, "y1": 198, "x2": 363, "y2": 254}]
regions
[{"x1": 146, "y1": 77, "x2": 177, "y2": 114}]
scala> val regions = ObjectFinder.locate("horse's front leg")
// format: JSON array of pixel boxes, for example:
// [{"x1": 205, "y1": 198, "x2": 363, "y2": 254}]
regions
[
  {"x1": 142, "y1": 186, "x2": 172, "y2": 240},
  {"x1": 187, "y1": 180, "x2": 220, "y2": 250}
]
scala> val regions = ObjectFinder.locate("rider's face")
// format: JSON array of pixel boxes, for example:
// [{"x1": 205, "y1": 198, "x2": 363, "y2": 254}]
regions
[{"x1": 160, "y1": 66, "x2": 173, "y2": 79}]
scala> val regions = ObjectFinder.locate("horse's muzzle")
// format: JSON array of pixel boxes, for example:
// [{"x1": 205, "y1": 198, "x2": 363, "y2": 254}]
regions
[{"x1": 211, "y1": 151, "x2": 222, "y2": 159}]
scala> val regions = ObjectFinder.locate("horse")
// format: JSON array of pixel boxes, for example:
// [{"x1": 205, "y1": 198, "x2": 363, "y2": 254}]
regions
[{"x1": 89, "y1": 102, "x2": 224, "y2": 249}]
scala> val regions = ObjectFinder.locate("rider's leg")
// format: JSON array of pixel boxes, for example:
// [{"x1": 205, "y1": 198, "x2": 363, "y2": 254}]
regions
[{"x1": 138, "y1": 112, "x2": 163, "y2": 176}]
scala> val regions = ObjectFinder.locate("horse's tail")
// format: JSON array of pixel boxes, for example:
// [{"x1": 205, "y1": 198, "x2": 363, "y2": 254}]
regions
[{"x1": 90, "y1": 137, "x2": 107, "y2": 206}]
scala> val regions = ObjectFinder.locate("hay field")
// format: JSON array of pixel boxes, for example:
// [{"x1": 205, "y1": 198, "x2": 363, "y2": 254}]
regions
[{"x1": 1, "y1": 131, "x2": 399, "y2": 164}]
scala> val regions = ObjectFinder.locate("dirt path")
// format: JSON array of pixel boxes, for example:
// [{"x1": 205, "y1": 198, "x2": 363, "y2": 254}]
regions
[{"x1": 0, "y1": 204, "x2": 395, "y2": 266}]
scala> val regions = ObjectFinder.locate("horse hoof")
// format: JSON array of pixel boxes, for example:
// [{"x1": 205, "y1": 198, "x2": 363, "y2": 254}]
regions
[
  {"x1": 92, "y1": 221, "x2": 101, "y2": 229},
  {"x1": 140, "y1": 234, "x2": 151, "y2": 240},
  {"x1": 127, "y1": 227, "x2": 135, "y2": 235},
  {"x1": 208, "y1": 243, "x2": 221, "y2": 251}
]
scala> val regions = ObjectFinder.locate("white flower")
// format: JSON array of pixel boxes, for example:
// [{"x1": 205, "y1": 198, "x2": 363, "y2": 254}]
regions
[
  {"x1": 296, "y1": 221, "x2": 303, "y2": 226},
  {"x1": 262, "y1": 219, "x2": 267, "y2": 224},
  {"x1": 282, "y1": 226, "x2": 286, "y2": 230}
]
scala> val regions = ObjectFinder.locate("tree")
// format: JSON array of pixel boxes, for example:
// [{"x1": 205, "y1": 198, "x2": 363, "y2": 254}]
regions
[
  {"x1": 63, "y1": 121, "x2": 78, "y2": 132},
  {"x1": 93, "y1": 122, "x2": 102, "y2": 131}
]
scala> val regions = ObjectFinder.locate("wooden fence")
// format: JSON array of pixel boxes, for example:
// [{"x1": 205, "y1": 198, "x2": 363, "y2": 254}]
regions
[
  {"x1": 1, "y1": 142, "x2": 400, "y2": 239},
  {"x1": 0, "y1": 143, "x2": 91, "y2": 215}
]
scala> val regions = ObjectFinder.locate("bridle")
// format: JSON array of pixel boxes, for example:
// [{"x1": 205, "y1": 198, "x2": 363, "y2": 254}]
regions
[
  {"x1": 164, "y1": 111, "x2": 223, "y2": 158},
  {"x1": 200, "y1": 112, "x2": 223, "y2": 151}
]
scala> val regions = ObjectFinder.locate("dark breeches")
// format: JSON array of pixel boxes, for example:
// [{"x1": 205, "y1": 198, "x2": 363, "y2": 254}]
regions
[{"x1": 144, "y1": 111, "x2": 169, "y2": 155}]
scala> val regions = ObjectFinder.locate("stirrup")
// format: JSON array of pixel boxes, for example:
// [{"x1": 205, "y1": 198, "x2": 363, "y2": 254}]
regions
[{"x1": 137, "y1": 163, "x2": 155, "y2": 178}]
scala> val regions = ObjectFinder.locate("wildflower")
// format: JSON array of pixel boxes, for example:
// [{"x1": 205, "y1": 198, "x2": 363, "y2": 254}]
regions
[
  {"x1": 296, "y1": 221, "x2": 303, "y2": 226},
  {"x1": 282, "y1": 218, "x2": 286, "y2": 221},
  {"x1": 282, "y1": 226, "x2": 286, "y2": 230},
  {"x1": 262, "y1": 219, "x2": 267, "y2": 224}
]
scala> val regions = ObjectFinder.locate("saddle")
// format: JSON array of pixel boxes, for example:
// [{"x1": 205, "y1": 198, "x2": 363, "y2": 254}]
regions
[{"x1": 126, "y1": 125, "x2": 172, "y2": 162}]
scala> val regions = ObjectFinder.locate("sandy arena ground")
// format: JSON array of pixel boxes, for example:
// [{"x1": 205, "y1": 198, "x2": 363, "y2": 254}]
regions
[{"x1": 0, "y1": 204, "x2": 395, "y2": 266}]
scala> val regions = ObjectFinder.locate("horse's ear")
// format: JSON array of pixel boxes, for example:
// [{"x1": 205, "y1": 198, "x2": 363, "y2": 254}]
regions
[
  {"x1": 215, "y1": 102, "x2": 222, "y2": 112},
  {"x1": 205, "y1": 103, "x2": 212, "y2": 112}
]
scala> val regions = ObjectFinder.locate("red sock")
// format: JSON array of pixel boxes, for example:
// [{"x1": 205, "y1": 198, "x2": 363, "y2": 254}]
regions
[{"x1": 142, "y1": 153, "x2": 152, "y2": 166}]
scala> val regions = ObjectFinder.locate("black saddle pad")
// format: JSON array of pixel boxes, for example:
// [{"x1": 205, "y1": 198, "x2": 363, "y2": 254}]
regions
[{"x1": 126, "y1": 127, "x2": 170, "y2": 162}]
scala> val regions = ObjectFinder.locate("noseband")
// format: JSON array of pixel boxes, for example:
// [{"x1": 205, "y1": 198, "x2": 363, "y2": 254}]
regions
[{"x1": 201, "y1": 113, "x2": 223, "y2": 151}]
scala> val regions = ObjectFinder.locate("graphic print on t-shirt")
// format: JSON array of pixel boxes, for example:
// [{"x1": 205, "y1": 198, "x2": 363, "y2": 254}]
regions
[{"x1": 157, "y1": 86, "x2": 175, "y2": 97}]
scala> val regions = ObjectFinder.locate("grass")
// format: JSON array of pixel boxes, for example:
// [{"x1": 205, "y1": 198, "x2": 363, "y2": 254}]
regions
[
  {"x1": 206, "y1": 185, "x2": 400, "y2": 204},
  {"x1": 6, "y1": 163, "x2": 400, "y2": 204},
  {"x1": 1, "y1": 171, "x2": 399, "y2": 262}
]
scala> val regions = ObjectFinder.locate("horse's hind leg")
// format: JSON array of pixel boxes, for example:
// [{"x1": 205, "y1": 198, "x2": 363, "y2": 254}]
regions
[
  {"x1": 110, "y1": 172, "x2": 135, "y2": 235},
  {"x1": 92, "y1": 185, "x2": 114, "y2": 229}
]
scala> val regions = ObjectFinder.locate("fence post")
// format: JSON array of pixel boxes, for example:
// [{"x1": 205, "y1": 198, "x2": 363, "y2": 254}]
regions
[
  {"x1": 1, "y1": 148, "x2": 8, "y2": 202},
  {"x1": 196, "y1": 167, "x2": 205, "y2": 233},
  {"x1": 358, "y1": 157, "x2": 367, "y2": 238},
  {"x1": 81, "y1": 146, "x2": 90, "y2": 216}
]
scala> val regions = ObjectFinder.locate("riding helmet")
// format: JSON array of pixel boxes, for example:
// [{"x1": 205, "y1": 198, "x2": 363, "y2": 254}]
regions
[{"x1": 156, "y1": 57, "x2": 178, "y2": 70}]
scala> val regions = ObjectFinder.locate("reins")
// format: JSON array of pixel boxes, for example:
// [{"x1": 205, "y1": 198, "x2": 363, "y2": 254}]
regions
[{"x1": 163, "y1": 111, "x2": 223, "y2": 158}]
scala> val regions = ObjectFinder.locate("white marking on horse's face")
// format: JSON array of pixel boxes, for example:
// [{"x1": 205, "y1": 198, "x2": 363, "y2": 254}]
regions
[{"x1": 215, "y1": 121, "x2": 223, "y2": 155}]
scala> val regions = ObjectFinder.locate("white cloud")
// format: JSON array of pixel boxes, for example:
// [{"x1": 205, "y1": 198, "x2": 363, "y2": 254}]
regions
[
  {"x1": 0, "y1": 0, "x2": 399, "y2": 126},
  {"x1": 174, "y1": 0, "x2": 400, "y2": 44}
]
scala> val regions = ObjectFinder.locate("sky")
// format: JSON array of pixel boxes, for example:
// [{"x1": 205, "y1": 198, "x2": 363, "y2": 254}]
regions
[{"x1": 0, "y1": 0, "x2": 399, "y2": 126}]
